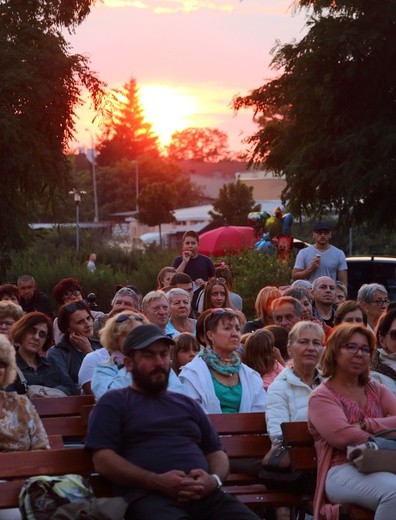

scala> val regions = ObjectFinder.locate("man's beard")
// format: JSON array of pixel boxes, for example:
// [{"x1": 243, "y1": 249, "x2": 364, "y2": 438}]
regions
[{"x1": 132, "y1": 366, "x2": 170, "y2": 393}]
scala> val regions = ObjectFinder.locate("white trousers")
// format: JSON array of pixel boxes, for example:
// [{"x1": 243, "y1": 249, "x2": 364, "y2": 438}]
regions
[{"x1": 326, "y1": 463, "x2": 396, "y2": 520}]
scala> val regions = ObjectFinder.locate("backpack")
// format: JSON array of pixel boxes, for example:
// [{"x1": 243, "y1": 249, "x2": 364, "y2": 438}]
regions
[{"x1": 19, "y1": 474, "x2": 94, "y2": 520}]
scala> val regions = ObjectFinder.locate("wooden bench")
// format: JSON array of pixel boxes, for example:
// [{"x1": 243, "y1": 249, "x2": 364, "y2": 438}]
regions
[
  {"x1": 282, "y1": 421, "x2": 375, "y2": 520},
  {"x1": 32, "y1": 395, "x2": 95, "y2": 442},
  {"x1": 0, "y1": 448, "x2": 110, "y2": 510}
]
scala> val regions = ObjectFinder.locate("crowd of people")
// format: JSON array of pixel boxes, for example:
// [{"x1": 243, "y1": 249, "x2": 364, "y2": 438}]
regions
[{"x1": 1, "y1": 225, "x2": 396, "y2": 520}]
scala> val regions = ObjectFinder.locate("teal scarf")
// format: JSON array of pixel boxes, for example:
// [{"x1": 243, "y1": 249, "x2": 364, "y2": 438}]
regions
[{"x1": 200, "y1": 347, "x2": 241, "y2": 376}]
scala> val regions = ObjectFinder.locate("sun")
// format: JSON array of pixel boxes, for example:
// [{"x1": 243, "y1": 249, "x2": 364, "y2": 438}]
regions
[{"x1": 139, "y1": 85, "x2": 200, "y2": 147}]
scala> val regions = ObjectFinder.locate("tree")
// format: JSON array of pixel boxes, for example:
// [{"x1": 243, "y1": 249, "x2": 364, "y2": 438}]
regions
[
  {"x1": 209, "y1": 181, "x2": 260, "y2": 226},
  {"x1": 233, "y1": 1, "x2": 396, "y2": 229},
  {"x1": 167, "y1": 127, "x2": 230, "y2": 162},
  {"x1": 0, "y1": 0, "x2": 104, "y2": 251},
  {"x1": 136, "y1": 183, "x2": 177, "y2": 247},
  {"x1": 97, "y1": 78, "x2": 160, "y2": 166}
]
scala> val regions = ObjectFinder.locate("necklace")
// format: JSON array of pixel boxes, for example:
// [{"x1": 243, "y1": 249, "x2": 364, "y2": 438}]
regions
[{"x1": 200, "y1": 347, "x2": 241, "y2": 376}]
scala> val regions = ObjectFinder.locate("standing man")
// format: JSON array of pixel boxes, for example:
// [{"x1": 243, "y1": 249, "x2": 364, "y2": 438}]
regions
[
  {"x1": 172, "y1": 231, "x2": 215, "y2": 290},
  {"x1": 85, "y1": 324, "x2": 260, "y2": 520},
  {"x1": 17, "y1": 275, "x2": 54, "y2": 320},
  {"x1": 292, "y1": 221, "x2": 348, "y2": 286}
]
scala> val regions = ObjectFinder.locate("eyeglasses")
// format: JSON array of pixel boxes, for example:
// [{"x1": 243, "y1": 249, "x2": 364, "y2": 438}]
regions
[
  {"x1": 27, "y1": 326, "x2": 48, "y2": 340},
  {"x1": 0, "y1": 320, "x2": 15, "y2": 328},
  {"x1": 386, "y1": 329, "x2": 396, "y2": 341},
  {"x1": 340, "y1": 343, "x2": 371, "y2": 356},
  {"x1": 368, "y1": 299, "x2": 390, "y2": 307},
  {"x1": 63, "y1": 290, "x2": 81, "y2": 299},
  {"x1": 115, "y1": 313, "x2": 144, "y2": 324}
]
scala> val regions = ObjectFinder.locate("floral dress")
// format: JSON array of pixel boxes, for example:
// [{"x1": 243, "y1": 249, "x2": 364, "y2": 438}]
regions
[{"x1": 0, "y1": 390, "x2": 49, "y2": 451}]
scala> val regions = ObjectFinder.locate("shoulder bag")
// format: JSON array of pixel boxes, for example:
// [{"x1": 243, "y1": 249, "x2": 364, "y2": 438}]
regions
[
  {"x1": 347, "y1": 428, "x2": 396, "y2": 474},
  {"x1": 16, "y1": 367, "x2": 68, "y2": 399}
]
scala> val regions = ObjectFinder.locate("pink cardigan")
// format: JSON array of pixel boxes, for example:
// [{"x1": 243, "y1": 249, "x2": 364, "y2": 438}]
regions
[{"x1": 308, "y1": 381, "x2": 396, "y2": 520}]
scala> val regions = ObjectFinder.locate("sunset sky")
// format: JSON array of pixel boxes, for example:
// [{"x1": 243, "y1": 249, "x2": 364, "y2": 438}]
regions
[{"x1": 69, "y1": 0, "x2": 308, "y2": 153}]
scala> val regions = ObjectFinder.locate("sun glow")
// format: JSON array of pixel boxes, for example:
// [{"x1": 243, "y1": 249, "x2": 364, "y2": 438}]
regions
[{"x1": 139, "y1": 85, "x2": 200, "y2": 147}]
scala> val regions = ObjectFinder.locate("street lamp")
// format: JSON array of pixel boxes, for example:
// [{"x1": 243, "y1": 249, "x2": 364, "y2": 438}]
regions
[
  {"x1": 69, "y1": 189, "x2": 86, "y2": 252},
  {"x1": 85, "y1": 128, "x2": 99, "y2": 223}
]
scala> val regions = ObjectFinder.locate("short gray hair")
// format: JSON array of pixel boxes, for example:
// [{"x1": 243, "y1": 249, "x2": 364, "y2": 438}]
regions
[
  {"x1": 272, "y1": 296, "x2": 304, "y2": 317},
  {"x1": 357, "y1": 283, "x2": 388, "y2": 303},
  {"x1": 142, "y1": 290, "x2": 167, "y2": 311},
  {"x1": 166, "y1": 288, "x2": 190, "y2": 304},
  {"x1": 111, "y1": 287, "x2": 139, "y2": 308}
]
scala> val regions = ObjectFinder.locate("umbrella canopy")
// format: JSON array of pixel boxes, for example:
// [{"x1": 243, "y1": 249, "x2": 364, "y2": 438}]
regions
[{"x1": 198, "y1": 226, "x2": 256, "y2": 257}]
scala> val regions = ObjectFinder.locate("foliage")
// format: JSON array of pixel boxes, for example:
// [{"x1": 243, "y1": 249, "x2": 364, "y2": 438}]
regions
[
  {"x1": 3, "y1": 228, "x2": 176, "y2": 312},
  {"x1": 65, "y1": 154, "x2": 204, "y2": 220},
  {"x1": 0, "y1": 0, "x2": 105, "y2": 251},
  {"x1": 233, "y1": 1, "x2": 396, "y2": 229},
  {"x1": 167, "y1": 127, "x2": 231, "y2": 162},
  {"x1": 136, "y1": 183, "x2": 177, "y2": 247},
  {"x1": 209, "y1": 181, "x2": 261, "y2": 226},
  {"x1": 97, "y1": 78, "x2": 160, "y2": 166}
]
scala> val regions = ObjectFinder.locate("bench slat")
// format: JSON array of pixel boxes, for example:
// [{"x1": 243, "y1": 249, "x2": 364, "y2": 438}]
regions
[{"x1": 31, "y1": 395, "x2": 95, "y2": 417}]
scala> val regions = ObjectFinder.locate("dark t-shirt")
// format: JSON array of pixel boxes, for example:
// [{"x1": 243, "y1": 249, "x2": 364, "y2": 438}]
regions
[
  {"x1": 85, "y1": 387, "x2": 223, "y2": 501},
  {"x1": 20, "y1": 291, "x2": 54, "y2": 320},
  {"x1": 172, "y1": 254, "x2": 215, "y2": 282}
]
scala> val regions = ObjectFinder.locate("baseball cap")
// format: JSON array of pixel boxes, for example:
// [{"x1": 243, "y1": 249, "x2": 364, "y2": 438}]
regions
[
  {"x1": 313, "y1": 221, "x2": 331, "y2": 232},
  {"x1": 123, "y1": 324, "x2": 174, "y2": 355}
]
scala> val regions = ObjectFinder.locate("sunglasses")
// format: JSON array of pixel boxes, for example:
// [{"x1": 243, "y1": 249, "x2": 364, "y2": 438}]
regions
[
  {"x1": 387, "y1": 329, "x2": 396, "y2": 341},
  {"x1": 210, "y1": 308, "x2": 236, "y2": 315},
  {"x1": 115, "y1": 313, "x2": 144, "y2": 324},
  {"x1": 64, "y1": 301, "x2": 88, "y2": 313},
  {"x1": 212, "y1": 277, "x2": 226, "y2": 284}
]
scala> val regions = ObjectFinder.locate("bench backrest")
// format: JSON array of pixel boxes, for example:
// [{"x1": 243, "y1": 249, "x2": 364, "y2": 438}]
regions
[
  {"x1": 281, "y1": 421, "x2": 317, "y2": 471},
  {"x1": 31, "y1": 395, "x2": 95, "y2": 417},
  {"x1": 209, "y1": 412, "x2": 270, "y2": 458}
]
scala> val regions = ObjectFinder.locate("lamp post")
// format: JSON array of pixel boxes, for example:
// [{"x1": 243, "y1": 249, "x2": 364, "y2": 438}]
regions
[
  {"x1": 69, "y1": 189, "x2": 86, "y2": 252},
  {"x1": 85, "y1": 129, "x2": 99, "y2": 222}
]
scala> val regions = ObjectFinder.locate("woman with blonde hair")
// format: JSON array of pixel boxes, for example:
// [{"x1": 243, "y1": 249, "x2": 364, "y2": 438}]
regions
[
  {"x1": 0, "y1": 335, "x2": 49, "y2": 450},
  {"x1": 308, "y1": 323, "x2": 396, "y2": 519},
  {"x1": 85, "y1": 310, "x2": 147, "y2": 397},
  {"x1": 242, "y1": 286, "x2": 281, "y2": 333}
]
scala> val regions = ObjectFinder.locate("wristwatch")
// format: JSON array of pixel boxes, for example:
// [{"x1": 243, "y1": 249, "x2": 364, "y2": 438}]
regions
[{"x1": 211, "y1": 473, "x2": 222, "y2": 489}]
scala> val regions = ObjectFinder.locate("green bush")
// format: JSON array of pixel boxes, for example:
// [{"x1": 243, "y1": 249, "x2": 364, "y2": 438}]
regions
[
  {"x1": 213, "y1": 250, "x2": 294, "y2": 319},
  {"x1": 4, "y1": 229, "x2": 295, "y2": 319}
]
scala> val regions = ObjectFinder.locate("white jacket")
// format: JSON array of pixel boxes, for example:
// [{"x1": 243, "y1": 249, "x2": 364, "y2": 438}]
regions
[
  {"x1": 179, "y1": 355, "x2": 267, "y2": 414},
  {"x1": 266, "y1": 366, "x2": 321, "y2": 441}
]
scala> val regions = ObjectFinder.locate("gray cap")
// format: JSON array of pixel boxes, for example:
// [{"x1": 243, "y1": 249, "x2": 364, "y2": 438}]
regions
[{"x1": 123, "y1": 324, "x2": 174, "y2": 355}]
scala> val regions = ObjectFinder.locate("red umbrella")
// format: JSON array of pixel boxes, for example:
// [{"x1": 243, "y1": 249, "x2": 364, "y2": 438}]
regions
[{"x1": 198, "y1": 226, "x2": 256, "y2": 257}]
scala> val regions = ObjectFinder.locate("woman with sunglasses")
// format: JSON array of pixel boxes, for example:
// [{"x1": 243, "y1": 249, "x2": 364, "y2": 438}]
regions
[
  {"x1": 92, "y1": 312, "x2": 185, "y2": 400},
  {"x1": 179, "y1": 308, "x2": 266, "y2": 413},
  {"x1": 308, "y1": 323, "x2": 396, "y2": 520},
  {"x1": 47, "y1": 301, "x2": 101, "y2": 390},
  {"x1": 8, "y1": 312, "x2": 78, "y2": 396},
  {"x1": 86, "y1": 310, "x2": 148, "y2": 398}
]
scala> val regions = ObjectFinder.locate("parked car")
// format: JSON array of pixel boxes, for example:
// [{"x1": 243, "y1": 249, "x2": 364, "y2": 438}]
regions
[{"x1": 347, "y1": 256, "x2": 396, "y2": 301}]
